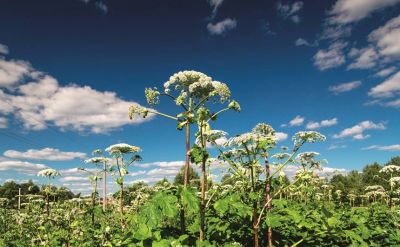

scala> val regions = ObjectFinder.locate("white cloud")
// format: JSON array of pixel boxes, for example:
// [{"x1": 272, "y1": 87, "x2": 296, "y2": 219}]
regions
[
  {"x1": 128, "y1": 170, "x2": 147, "y2": 177},
  {"x1": 94, "y1": 2, "x2": 108, "y2": 14},
  {"x1": 314, "y1": 41, "x2": 348, "y2": 71},
  {"x1": 79, "y1": 0, "x2": 108, "y2": 14},
  {"x1": 347, "y1": 46, "x2": 379, "y2": 70},
  {"x1": 327, "y1": 0, "x2": 400, "y2": 25},
  {"x1": 333, "y1": 120, "x2": 385, "y2": 140},
  {"x1": 0, "y1": 59, "x2": 34, "y2": 89},
  {"x1": 306, "y1": 118, "x2": 338, "y2": 130},
  {"x1": 0, "y1": 160, "x2": 48, "y2": 175},
  {"x1": 4, "y1": 148, "x2": 86, "y2": 161},
  {"x1": 374, "y1": 66, "x2": 397, "y2": 77},
  {"x1": 289, "y1": 115, "x2": 305, "y2": 127},
  {"x1": 208, "y1": 0, "x2": 224, "y2": 18},
  {"x1": 368, "y1": 15, "x2": 400, "y2": 59},
  {"x1": 59, "y1": 168, "x2": 93, "y2": 176},
  {"x1": 275, "y1": 132, "x2": 288, "y2": 142},
  {"x1": 328, "y1": 144, "x2": 347, "y2": 150},
  {"x1": 0, "y1": 43, "x2": 9, "y2": 55},
  {"x1": 362, "y1": 144, "x2": 400, "y2": 151},
  {"x1": 295, "y1": 38, "x2": 318, "y2": 47},
  {"x1": 147, "y1": 168, "x2": 180, "y2": 177},
  {"x1": 384, "y1": 98, "x2": 400, "y2": 107},
  {"x1": 329, "y1": 80, "x2": 362, "y2": 94},
  {"x1": 277, "y1": 1, "x2": 304, "y2": 23},
  {"x1": 0, "y1": 57, "x2": 153, "y2": 133},
  {"x1": 368, "y1": 71, "x2": 400, "y2": 98},
  {"x1": 0, "y1": 117, "x2": 7, "y2": 128},
  {"x1": 59, "y1": 176, "x2": 89, "y2": 183},
  {"x1": 207, "y1": 18, "x2": 237, "y2": 35}
]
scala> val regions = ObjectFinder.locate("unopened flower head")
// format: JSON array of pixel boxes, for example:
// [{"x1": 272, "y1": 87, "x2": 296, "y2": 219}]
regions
[
  {"x1": 228, "y1": 100, "x2": 241, "y2": 112},
  {"x1": 128, "y1": 104, "x2": 150, "y2": 119},
  {"x1": 37, "y1": 168, "x2": 60, "y2": 178},
  {"x1": 106, "y1": 143, "x2": 141, "y2": 154},
  {"x1": 145, "y1": 87, "x2": 160, "y2": 105}
]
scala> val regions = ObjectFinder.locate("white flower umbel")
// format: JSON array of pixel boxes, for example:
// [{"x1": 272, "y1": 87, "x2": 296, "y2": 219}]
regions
[
  {"x1": 37, "y1": 168, "x2": 60, "y2": 178},
  {"x1": 84, "y1": 157, "x2": 111, "y2": 164},
  {"x1": 292, "y1": 131, "x2": 326, "y2": 151},
  {"x1": 379, "y1": 165, "x2": 400, "y2": 173},
  {"x1": 105, "y1": 143, "x2": 141, "y2": 155}
]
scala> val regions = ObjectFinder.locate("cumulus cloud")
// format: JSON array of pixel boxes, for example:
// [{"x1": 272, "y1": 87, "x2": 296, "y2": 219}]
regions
[
  {"x1": 0, "y1": 56, "x2": 152, "y2": 133},
  {"x1": 4, "y1": 148, "x2": 86, "y2": 161},
  {"x1": 0, "y1": 43, "x2": 9, "y2": 55},
  {"x1": 0, "y1": 59, "x2": 34, "y2": 89},
  {"x1": 277, "y1": 1, "x2": 304, "y2": 23},
  {"x1": 208, "y1": 0, "x2": 224, "y2": 18},
  {"x1": 368, "y1": 14, "x2": 400, "y2": 59},
  {"x1": 327, "y1": 0, "x2": 400, "y2": 25},
  {"x1": 306, "y1": 118, "x2": 338, "y2": 130},
  {"x1": 207, "y1": 18, "x2": 237, "y2": 35},
  {"x1": 275, "y1": 132, "x2": 288, "y2": 142},
  {"x1": 0, "y1": 117, "x2": 7, "y2": 128},
  {"x1": 289, "y1": 115, "x2": 305, "y2": 127},
  {"x1": 295, "y1": 38, "x2": 318, "y2": 47},
  {"x1": 314, "y1": 41, "x2": 348, "y2": 71},
  {"x1": 374, "y1": 66, "x2": 397, "y2": 77},
  {"x1": 79, "y1": 0, "x2": 108, "y2": 14},
  {"x1": 0, "y1": 160, "x2": 48, "y2": 175},
  {"x1": 333, "y1": 120, "x2": 385, "y2": 140},
  {"x1": 347, "y1": 46, "x2": 379, "y2": 70},
  {"x1": 59, "y1": 176, "x2": 90, "y2": 183},
  {"x1": 369, "y1": 71, "x2": 400, "y2": 98},
  {"x1": 328, "y1": 144, "x2": 347, "y2": 150},
  {"x1": 329, "y1": 80, "x2": 362, "y2": 94},
  {"x1": 362, "y1": 144, "x2": 400, "y2": 151}
]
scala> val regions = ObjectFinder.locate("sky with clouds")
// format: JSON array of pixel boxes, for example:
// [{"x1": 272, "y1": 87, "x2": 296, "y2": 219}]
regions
[{"x1": 0, "y1": 0, "x2": 399, "y2": 194}]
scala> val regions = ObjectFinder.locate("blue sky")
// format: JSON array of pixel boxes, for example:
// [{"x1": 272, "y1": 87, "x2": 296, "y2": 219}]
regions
[{"x1": 0, "y1": 0, "x2": 399, "y2": 194}]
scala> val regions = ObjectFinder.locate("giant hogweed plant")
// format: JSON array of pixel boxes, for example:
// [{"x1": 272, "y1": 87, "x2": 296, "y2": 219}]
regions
[
  {"x1": 209, "y1": 126, "x2": 325, "y2": 247},
  {"x1": 81, "y1": 150, "x2": 110, "y2": 224},
  {"x1": 128, "y1": 70, "x2": 240, "y2": 238},
  {"x1": 106, "y1": 143, "x2": 142, "y2": 217},
  {"x1": 37, "y1": 168, "x2": 60, "y2": 216}
]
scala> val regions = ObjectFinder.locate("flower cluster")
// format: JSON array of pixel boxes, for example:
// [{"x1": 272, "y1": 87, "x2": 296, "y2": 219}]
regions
[
  {"x1": 292, "y1": 131, "x2": 326, "y2": 150},
  {"x1": 128, "y1": 104, "x2": 150, "y2": 119},
  {"x1": 295, "y1": 152, "x2": 325, "y2": 170},
  {"x1": 197, "y1": 130, "x2": 228, "y2": 146},
  {"x1": 37, "y1": 168, "x2": 60, "y2": 178},
  {"x1": 379, "y1": 165, "x2": 400, "y2": 173},
  {"x1": 271, "y1": 152, "x2": 292, "y2": 160},
  {"x1": 84, "y1": 157, "x2": 110, "y2": 164},
  {"x1": 252, "y1": 123, "x2": 275, "y2": 136},
  {"x1": 106, "y1": 143, "x2": 141, "y2": 154},
  {"x1": 228, "y1": 100, "x2": 241, "y2": 112},
  {"x1": 163, "y1": 70, "x2": 232, "y2": 103},
  {"x1": 145, "y1": 87, "x2": 160, "y2": 105}
]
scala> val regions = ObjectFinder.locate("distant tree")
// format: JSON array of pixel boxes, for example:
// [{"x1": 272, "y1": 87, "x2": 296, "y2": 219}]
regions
[
  {"x1": 174, "y1": 165, "x2": 200, "y2": 188},
  {"x1": 155, "y1": 178, "x2": 170, "y2": 187},
  {"x1": 361, "y1": 162, "x2": 386, "y2": 188}
]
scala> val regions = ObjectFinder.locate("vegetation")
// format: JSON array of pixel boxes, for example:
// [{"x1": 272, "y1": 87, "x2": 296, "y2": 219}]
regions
[{"x1": 1, "y1": 71, "x2": 399, "y2": 246}]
